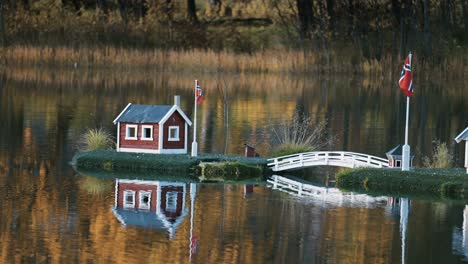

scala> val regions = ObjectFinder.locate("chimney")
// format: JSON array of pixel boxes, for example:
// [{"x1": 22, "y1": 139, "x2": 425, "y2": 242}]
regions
[{"x1": 174, "y1": 95, "x2": 180, "y2": 107}]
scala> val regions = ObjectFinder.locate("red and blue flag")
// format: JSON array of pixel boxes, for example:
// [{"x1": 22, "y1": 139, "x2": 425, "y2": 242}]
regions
[
  {"x1": 196, "y1": 80, "x2": 203, "y2": 105},
  {"x1": 399, "y1": 52, "x2": 414, "y2": 97}
]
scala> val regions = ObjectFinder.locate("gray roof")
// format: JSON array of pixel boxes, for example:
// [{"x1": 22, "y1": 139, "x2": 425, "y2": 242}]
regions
[
  {"x1": 112, "y1": 207, "x2": 188, "y2": 239},
  {"x1": 386, "y1": 145, "x2": 414, "y2": 158},
  {"x1": 114, "y1": 104, "x2": 173, "y2": 123},
  {"x1": 112, "y1": 209, "x2": 167, "y2": 229},
  {"x1": 455, "y1": 127, "x2": 468, "y2": 143}
]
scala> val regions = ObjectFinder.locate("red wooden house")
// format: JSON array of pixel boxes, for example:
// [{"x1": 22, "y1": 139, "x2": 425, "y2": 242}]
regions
[
  {"x1": 112, "y1": 179, "x2": 188, "y2": 239},
  {"x1": 113, "y1": 96, "x2": 192, "y2": 154}
]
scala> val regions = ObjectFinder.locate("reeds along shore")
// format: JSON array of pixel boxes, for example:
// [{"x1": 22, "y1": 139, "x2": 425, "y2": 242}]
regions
[{"x1": 1, "y1": 45, "x2": 467, "y2": 78}]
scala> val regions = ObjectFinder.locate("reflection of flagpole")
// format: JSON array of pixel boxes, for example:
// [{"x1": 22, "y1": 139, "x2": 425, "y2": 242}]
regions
[
  {"x1": 191, "y1": 80, "x2": 198, "y2": 157},
  {"x1": 400, "y1": 198, "x2": 409, "y2": 264},
  {"x1": 189, "y1": 183, "x2": 197, "y2": 261},
  {"x1": 402, "y1": 96, "x2": 411, "y2": 171}
]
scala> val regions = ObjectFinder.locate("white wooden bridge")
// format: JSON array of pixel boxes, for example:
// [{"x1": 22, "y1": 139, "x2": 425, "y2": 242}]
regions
[
  {"x1": 267, "y1": 175, "x2": 388, "y2": 207},
  {"x1": 267, "y1": 151, "x2": 389, "y2": 172}
]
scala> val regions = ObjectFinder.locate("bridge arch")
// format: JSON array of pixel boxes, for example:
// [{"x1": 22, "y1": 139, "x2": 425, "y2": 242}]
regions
[{"x1": 267, "y1": 151, "x2": 389, "y2": 172}]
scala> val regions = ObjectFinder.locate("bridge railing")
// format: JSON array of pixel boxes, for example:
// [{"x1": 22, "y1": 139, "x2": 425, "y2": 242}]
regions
[{"x1": 267, "y1": 151, "x2": 389, "y2": 171}]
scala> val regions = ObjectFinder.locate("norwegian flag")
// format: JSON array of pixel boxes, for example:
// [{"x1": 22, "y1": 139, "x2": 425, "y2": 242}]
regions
[
  {"x1": 196, "y1": 80, "x2": 203, "y2": 105},
  {"x1": 399, "y1": 52, "x2": 414, "y2": 97}
]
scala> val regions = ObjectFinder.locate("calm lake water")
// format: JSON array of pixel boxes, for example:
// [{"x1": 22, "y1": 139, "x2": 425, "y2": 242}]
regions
[{"x1": 0, "y1": 67, "x2": 467, "y2": 263}]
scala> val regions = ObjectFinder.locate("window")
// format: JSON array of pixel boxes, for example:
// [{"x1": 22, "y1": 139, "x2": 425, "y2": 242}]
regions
[
  {"x1": 396, "y1": 160, "x2": 401, "y2": 167},
  {"x1": 168, "y1": 126, "x2": 179, "y2": 141},
  {"x1": 139, "y1": 191, "x2": 151, "y2": 210},
  {"x1": 123, "y1": 190, "x2": 136, "y2": 208},
  {"x1": 165, "y1": 192, "x2": 178, "y2": 213},
  {"x1": 125, "y1": 125, "x2": 138, "y2": 140},
  {"x1": 141, "y1": 125, "x2": 153, "y2": 141}
]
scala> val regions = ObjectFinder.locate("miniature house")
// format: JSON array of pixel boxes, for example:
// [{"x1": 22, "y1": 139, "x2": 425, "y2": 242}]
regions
[
  {"x1": 455, "y1": 127, "x2": 468, "y2": 174},
  {"x1": 113, "y1": 96, "x2": 192, "y2": 154},
  {"x1": 112, "y1": 179, "x2": 188, "y2": 239},
  {"x1": 386, "y1": 145, "x2": 415, "y2": 168}
]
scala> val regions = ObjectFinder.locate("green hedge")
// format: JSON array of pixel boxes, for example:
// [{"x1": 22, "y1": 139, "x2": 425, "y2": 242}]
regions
[{"x1": 336, "y1": 168, "x2": 468, "y2": 200}]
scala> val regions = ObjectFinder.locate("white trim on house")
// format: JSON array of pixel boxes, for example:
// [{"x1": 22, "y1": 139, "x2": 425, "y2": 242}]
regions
[
  {"x1": 119, "y1": 147, "x2": 160, "y2": 154},
  {"x1": 117, "y1": 147, "x2": 187, "y2": 154},
  {"x1": 113, "y1": 103, "x2": 132, "y2": 124},
  {"x1": 159, "y1": 124, "x2": 163, "y2": 151},
  {"x1": 159, "y1": 105, "x2": 193, "y2": 126},
  {"x1": 125, "y1": 124, "x2": 138, "y2": 140},
  {"x1": 139, "y1": 191, "x2": 152, "y2": 210},
  {"x1": 116, "y1": 122, "x2": 121, "y2": 151},
  {"x1": 456, "y1": 127, "x2": 468, "y2": 143},
  {"x1": 160, "y1": 148, "x2": 188, "y2": 154},
  {"x1": 114, "y1": 180, "x2": 119, "y2": 208},
  {"x1": 168, "y1": 126, "x2": 180, "y2": 141},
  {"x1": 141, "y1": 125, "x2": 154, "y2": 141},
  {"x1": 184, "y1": 122, "x2": 188, "y2": 151},
  {"x1": 465, "y1": 141, "x2": 468, "y2": 169},
  {"x1": 123, "y1": 190, "x2": 136, "y2": 208},
  {"x1": 117, "y1": 179, "x2": 160, "y2": 185}
]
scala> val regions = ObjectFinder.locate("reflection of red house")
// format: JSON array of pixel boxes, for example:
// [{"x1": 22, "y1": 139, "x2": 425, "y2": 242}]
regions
[
  {"x1": 112, "y1": 179, "x2": 188, "y2": 239},
  {"x1": 113, "y1": 96, "x2": 192, "y2": 154}
]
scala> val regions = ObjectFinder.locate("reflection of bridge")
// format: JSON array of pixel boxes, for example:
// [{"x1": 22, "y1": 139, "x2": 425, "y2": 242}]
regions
[
  {"x1": 267, "y1": 151, "x2": 389, "y2": 172},
  {"x1": 267, "y1": 175, "x2": 388, "y2": 206}
]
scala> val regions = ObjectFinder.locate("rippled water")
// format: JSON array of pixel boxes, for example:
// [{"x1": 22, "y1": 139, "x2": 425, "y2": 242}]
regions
[{"x1": 0, "y1": 67, "x2": 467, "y2": 263}]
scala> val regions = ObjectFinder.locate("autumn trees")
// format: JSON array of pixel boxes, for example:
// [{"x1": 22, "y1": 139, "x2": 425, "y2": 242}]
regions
[{"x1": 0, "y1": 0, "x2": 466, "y2": 60}]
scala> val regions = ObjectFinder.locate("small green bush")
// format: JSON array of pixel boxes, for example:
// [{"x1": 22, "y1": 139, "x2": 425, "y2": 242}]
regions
[{"x1": 77, "y1": 128, "x2": 114, "y2": 151}]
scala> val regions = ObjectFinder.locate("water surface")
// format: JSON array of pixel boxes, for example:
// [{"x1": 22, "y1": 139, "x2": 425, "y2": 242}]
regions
[{"x1": 0, "y1": 67, "x2": 467, "y2": 263}]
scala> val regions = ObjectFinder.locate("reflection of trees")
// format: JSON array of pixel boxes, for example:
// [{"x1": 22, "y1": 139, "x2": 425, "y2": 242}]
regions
[{"x1": 2, "y1": 66, "x2": 468, "y2": 163}]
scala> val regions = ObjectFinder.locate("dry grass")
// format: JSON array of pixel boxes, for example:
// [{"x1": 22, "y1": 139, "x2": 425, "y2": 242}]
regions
[
  {"x1": 77, "y1": 128, "x2": 114, "y2": 152},
  {"x1": 270, "y1": 113, "x2": 334, "y2": 157},
  {"x1": 422, "y1": 140, "x2": 454, "y2": 168},
  {"x1": 4, "y1": 45, "x2": 464, "y2": 76}
]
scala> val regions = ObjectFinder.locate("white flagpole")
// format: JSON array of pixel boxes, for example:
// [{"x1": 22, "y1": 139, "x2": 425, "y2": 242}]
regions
[
  {"x1": 402, "y1": 96, "x2": 410, "y2": 171},
  {"x1": 191, "y1": 80, "x2": 198, "y2": 157}
]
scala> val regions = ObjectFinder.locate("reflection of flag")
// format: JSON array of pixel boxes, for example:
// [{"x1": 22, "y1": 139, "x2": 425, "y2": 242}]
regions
[
  {"x1": 196, "y1": 80, "x2": 203, "y2": 105},
  {"x1": 191, "y1": 235, "x2": 198, "y2": 255},
  {"x1": 399, "y1": 53, "x2": 414, "y2": 97}
]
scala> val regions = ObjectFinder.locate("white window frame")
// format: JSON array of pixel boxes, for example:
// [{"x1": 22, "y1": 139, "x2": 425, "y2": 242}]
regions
[
  {"x1": 139, "y1": 191, "x2": 151, "y2": 210},
  {"x1": 141, "y1": 125, "x2": 153, "y2": 141},
  {"x1": 123, "y1": 190, "x2": 136, "y2": 208},
  {"x1": 125, "y1": 124, "x2": 138, "y2": 140},
  {"x1": 165, "y1": 192, "x2": 178, "y2": 212},
  {"x1": 168, "y1": 126, "x2": 180, "y2": 141}
]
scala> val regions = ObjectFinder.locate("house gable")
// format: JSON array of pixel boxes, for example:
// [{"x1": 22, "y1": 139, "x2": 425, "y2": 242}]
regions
[
  {"x1": 162, "y1": 111, "x2": 186, "y2": 150},
  {"x1": 455, "y1": 127, "x2": 468, "y2": 143}
]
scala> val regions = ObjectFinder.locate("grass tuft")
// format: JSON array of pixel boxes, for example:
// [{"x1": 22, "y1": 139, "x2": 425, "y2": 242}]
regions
[
  {"x1": 422, "y1": 140, "x2": 453, "y2": 168},
  {"x1": 270, "y1": 112, "x2": 333, "y2": 157},
  {"x1": 77, "y1": 128, "x2": 114, "y2": 152}
]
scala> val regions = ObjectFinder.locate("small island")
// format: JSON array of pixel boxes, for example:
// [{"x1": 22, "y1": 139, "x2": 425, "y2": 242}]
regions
[{"x1": 72, "y1": 149, "x2": 269, "y2": 182}]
